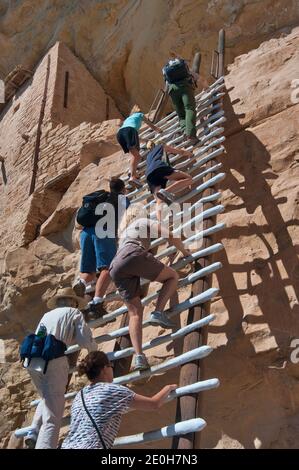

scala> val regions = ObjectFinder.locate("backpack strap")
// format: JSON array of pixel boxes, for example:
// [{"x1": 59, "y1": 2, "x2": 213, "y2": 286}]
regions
[
  {"x1": 162, "y1": 148, "x2": 171, "y2": 166},
  {"x1": 80, "y1": 389, "x2": 107, "y2": 450},
  {"x1": 43, "y1": 360, "x2": 49, "y2": 375}
]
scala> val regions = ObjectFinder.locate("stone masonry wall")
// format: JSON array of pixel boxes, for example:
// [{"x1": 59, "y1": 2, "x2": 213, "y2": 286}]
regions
[{"x1": 0, "y1": 42, "x2": 122, "y2": 256}]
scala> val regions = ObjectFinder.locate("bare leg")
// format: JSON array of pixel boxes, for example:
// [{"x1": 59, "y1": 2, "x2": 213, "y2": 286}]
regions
[
  {"x1": 154, "y1": 190, "x2": 163, "y2": 222},
  {"x1": 129, "y1": 147, "x2": 142, "y2": 179},
  {"x1": 79, "y1": 273, "x2": 96, "y2": 283},
  {"x1": 154, "y1": 266, "x2": 179, "y2": 312},
  {"x1": 125, "y1": 297, "x2": 144, "y2": 355},
  {"x1": 94, "y1": 268, "x2": 111, "y2": 298},
  {"x1": 165, "y1": 170, "x2": 192, "y2": 194}
]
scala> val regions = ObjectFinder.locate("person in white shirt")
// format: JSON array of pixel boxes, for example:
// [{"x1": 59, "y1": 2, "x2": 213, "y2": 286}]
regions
[{"x1": 23, "y1": 287, "x2": 97, "y2": 449}]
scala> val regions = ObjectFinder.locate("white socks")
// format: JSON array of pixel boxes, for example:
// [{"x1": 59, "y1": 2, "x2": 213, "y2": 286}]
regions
[{"x1": 89, "y1": 296, "x2": 103, "y2": 305}]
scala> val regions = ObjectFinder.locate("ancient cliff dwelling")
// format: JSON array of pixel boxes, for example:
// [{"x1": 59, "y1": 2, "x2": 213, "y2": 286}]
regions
[{"x1": 0, "y1": 0, "x2": 298, "y2": 455}]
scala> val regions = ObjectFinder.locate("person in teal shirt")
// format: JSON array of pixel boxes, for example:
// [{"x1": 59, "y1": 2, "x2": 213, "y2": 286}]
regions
[{"x1": 117, "y1": 105, "x2": 161, "y2": 188}]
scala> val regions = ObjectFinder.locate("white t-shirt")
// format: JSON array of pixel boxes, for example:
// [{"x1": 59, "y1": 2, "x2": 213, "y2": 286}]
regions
[{"x1": 119, "y1": 217, "x2": 159, "y2": 251}]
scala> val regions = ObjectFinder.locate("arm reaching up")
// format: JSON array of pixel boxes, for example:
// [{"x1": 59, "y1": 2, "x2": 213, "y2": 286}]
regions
[{"x1": 131, "y1": 384, "x2": 178, "y2": 411}]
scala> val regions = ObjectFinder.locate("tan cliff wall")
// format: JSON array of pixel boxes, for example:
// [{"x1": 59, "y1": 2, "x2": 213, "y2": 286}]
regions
[
  {"x1": 0, "y1": 0, "x2": 299, "y2": 114},
  {"x1": 199, "y1": 27, "x2": 299, "y2": 449},
  {"x1": 0, "y1": 25, "x2": 298, "y2": 448}
]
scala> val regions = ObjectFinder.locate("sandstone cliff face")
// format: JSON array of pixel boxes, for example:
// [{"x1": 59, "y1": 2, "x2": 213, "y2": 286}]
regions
[
  {"x1": 0, "y1": 0, "x2": 298, "y2": 114},
  {"x1": 200, "y1": 27, "x2": 299, "y2": 449},
  {"x1": 0, "y1": 18, "x2": 298, "y2": 449}
]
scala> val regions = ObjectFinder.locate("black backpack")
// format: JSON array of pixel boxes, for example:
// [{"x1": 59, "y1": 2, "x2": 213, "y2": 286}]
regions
[
  {"x1": 76, "y1": 190, "x2": 120, "y2": 228},
  {"x1": 163, "y1": 59, "x2": 190, "y2": 84}
]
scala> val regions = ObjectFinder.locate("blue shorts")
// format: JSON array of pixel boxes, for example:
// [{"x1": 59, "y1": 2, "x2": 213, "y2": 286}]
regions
[{"x1": 80, "y1": 227, "x2": 117, "y2": 273}]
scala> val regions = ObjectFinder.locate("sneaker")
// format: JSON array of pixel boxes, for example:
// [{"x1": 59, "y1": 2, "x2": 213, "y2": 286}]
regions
[
  {"x1": 72, "y1": 278, "x2": 86, "y2": 298},
  {"x1": 132, "y1": 354, "x2": 150, "y2": 371},
  {"x1": 156, "y1": 189, "x2": 176, "y2": 205},
  {"x1": 24, "y1": 429, "x2": 38, "y2": 449},
  {"x1": 85, "y1": 280, "x2": 96, "y2": 295},
  {"x1": 149, "y1": 311, "x2": 175, "y2": 329},
  {"x1": 188, "y1": 136, "x2": 200, "y2": 146},
  {"x1": 128, "y1": 177, "x2": 143, "y2": 189}
]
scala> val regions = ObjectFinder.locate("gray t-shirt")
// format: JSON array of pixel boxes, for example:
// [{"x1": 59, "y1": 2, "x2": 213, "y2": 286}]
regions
[{"x1": 119, "y1": 217, "x2": 159, "y2": 251}]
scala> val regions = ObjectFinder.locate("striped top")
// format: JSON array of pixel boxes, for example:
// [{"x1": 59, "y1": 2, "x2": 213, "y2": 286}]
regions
[{"x1": 61, "y1": 382, "x2": 135, "y2": 449}]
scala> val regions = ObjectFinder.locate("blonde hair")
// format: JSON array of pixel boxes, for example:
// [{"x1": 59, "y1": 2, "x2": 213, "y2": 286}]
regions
[
  {"x1": 146, "y1": 138, "x2": 162, "y2": 150},
  {"x1": 146, "y1": 140, "x2": 155, "y2": 150},
  {"x1": 130, "y1": 104, "x2": 141, "y2": 114},
  {"x1": 118, "y1": 203, "x2": 144, "y2": 238}
]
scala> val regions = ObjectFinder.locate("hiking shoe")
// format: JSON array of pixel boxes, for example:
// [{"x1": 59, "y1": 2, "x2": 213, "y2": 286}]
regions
[
  {"x1": 149, "y1": 311, "x2": 175, "y2": 329},
  {"x1": 72, "y1": 278, "x2": 86, "y2": 298},
  {"x1": 156, "y1": 189, "x2": 176, "y2": 205},
  {"x1": 132, "y1": 354, "x2": 150, "y2": 371},
  {"x1": 24, "y1": 429, "x2": 38, "y2": 449},
  {"x1": 128, "y1": 177, "x2": 143, "y2": 189},
  {"x1": 188, "y1": 136, "x2": 200, "y2": 146},
  {"x1": 87, "y1": 301, "x2": 108, "y2": 319}
]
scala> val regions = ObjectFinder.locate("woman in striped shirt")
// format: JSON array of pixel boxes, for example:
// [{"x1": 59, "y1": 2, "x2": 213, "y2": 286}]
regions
[{"x1": 61, "y1": 351, "x2": 177, "y2": 449}]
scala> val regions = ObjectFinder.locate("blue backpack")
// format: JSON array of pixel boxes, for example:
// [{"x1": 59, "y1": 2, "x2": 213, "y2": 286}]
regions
[{"x1": 20, "y1": 327, "x2": 67, "y2": 374}]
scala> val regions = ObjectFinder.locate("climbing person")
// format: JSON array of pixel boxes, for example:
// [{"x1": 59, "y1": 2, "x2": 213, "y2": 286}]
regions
[
  {"x1": 162, "y1": 54, "x2": 199, "y2": 145},
  {"x1": 73, "y1": 177, "x2": 130, "y2": 319},
  {"x1": 116, "y1": 105, "x2": 162, "y2": 188},
  {"x1": 145, "y1": 140, "x2": 193, "y2": 219},
  {"x1": 109, "y1": 204, "x2": 192, "y2": 371},
  {"x1": 20, "y1": 288, "x2": 97, "y2": 450},
  {"x1": 61, "y1": 351, "x2": 177, "y2": 449}
]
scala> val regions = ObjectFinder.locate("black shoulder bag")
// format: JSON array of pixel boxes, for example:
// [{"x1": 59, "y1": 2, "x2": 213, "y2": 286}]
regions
[{"x1": 80, "y1": 389, "x2": 107, "y2": 450}]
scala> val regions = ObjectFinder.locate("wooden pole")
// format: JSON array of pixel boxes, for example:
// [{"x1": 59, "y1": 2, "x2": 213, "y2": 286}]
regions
[
  {"x1": 191, "y1": 51, "x2": 201, "y2": 74},
  {"x1": 217, "y1": 29, "x2": 225, "y2": 78},
  {"x1": 29, "y1": 55, "x2": 51, "y2": 195},
  {"x1": 172, "y1": 77, "x2": 224, "y2": 448},
  {"x1": 172, "y1": 162, "x2": 216, "y2": 449},
  {"x1": 112, "y1": 312, "x2": 133, "y2": 377},
  {"x1": 112, "y1": 251, "x2": 154, "y2": 377},
  {"x1": 151, "y1": 84, "x2": 169, "y2": 124}
]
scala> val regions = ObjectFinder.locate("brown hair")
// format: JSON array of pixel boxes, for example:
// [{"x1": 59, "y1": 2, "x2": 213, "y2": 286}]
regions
[
  {"x1": 77, "y1": 351, "x2": 110, "y2": 380},
  {"x1": 109, "y1": 177, "x2": 125, "y2": 194}
]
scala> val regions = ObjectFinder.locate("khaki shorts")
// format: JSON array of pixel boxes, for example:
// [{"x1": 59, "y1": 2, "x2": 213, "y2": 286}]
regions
[{"x1": 109, "y1": 243, "x2": 164, "y2": 300}]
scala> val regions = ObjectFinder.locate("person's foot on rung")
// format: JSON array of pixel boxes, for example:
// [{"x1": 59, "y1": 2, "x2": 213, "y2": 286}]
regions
[
  {"x1": 24, "y1": 429, "x2": 38, "y2": 449},
  {"x1": 86, "y1": 298, "x2": 108, "y2": 319},
  {"x1": 188, "y1": 136, "x2": 200, "y2": 146},
  {"x1": 72, "y1": 278, "x2": 86, "y2": 298},
  {"x1": 149, "y1": 310, "x2": 175, "y2": 329},
  {"x1": 156, "y1": 189, "x2": 176, "y2": 205},
  {"x1": 128, "y1": 177, "x2": 143, "y2": 189},
  {"x1": 132, "y1": 353, "x2": 150, "y2": 371}
]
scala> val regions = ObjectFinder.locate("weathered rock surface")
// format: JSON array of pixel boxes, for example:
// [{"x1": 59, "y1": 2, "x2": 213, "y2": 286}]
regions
[{"x1": 1, "y1": 0, "x2": 298, "y2": 113}]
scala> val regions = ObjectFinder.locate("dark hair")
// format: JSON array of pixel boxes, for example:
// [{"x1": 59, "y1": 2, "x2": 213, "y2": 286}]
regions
[
  {"x1": 78, "y1": 351, "x2": 110, "y2": 380},
  {"x1": 109, "y1": 177, "x2": 125, "y2": 194}
]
